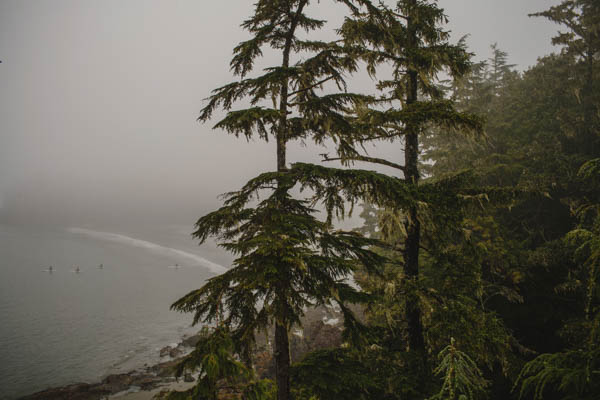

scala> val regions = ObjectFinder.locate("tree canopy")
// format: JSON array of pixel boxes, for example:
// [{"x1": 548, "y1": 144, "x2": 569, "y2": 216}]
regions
[{"x1": 168, "y1": 1, "x2": 600, "y2": 400}]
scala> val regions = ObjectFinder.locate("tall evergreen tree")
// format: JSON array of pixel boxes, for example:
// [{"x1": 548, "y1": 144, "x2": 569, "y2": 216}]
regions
[
  {"x1": 420, "y1": 13, "x2": 600, "y2": 397},
  {"x1": 336, "y1": 0, "x2": 483, "y2": 377},
  {"x1": 531, "y1": 0, "x2": 600, "y2": 155},
  {"x1": 487, "y1": 43, "x2": 516, "y2": 95},
  {"x1": 516, "y1": 158, "x2": 600, "y2": 400},
  {"x1": 170, "y1": 2, "x2": 388, "y2": 399}
]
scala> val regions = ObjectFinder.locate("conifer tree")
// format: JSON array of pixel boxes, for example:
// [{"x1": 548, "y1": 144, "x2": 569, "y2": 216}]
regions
[
  {"x1": 170, "y1": 2, "x2": 388, "y2": 400},
  {"x1": 419, "y1": 21, "x2": 600, "y2": 397},
  {"x1": 531, "y1": 0, "x2": 600, "y2": 155},
  {"x1": 515, "y1": 159, "x2": 600, "y2": 399},
  {"x1": 487, "y1": 43, "x2": 516, "y2": 95},
  {"x1": 336, "y1": 0, "x2": 483, "y2": 376}
]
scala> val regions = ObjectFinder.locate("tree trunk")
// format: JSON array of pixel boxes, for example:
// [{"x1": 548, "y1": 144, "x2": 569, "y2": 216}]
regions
[
  {"x1": 404, "y1": 128, "x2": 426, "y2": 359},
  {"x1": 273, "y1": 3, "x2": 308, "y2": 399},
  {"x1": 403, "y1": 0, "x2": 426, "y2": 363},
  {"x1": 275, "y1": 323, "x2": 291, "y2": 400}
]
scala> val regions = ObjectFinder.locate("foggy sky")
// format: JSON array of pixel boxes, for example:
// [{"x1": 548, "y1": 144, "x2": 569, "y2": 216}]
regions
[{"x1": 0, "y1": 0, "x2": 562, "y2": 228}]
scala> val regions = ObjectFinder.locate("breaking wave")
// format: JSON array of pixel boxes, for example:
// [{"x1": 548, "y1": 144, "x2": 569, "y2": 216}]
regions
[{"x1": 67, "y1": 227, "x2": 227, "y2": 274}]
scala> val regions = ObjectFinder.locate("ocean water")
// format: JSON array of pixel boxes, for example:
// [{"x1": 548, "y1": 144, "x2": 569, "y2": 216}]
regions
[{"x1": 0, "y1": 224, "x2": 229, "y2": 399}]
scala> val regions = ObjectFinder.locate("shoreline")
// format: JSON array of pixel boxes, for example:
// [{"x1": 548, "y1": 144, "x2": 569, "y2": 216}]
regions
[
  {"x1": 19, "y1": 332, "x2": 202, "y2": 400},
  {"x1": 20, "y1": 305, "x2": 349, "y2": 400}
]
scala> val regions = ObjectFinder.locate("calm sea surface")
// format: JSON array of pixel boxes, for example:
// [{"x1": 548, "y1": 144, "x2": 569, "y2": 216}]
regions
[{"x1": 0, "y1": 223, "x2": 228, "y2": 399}]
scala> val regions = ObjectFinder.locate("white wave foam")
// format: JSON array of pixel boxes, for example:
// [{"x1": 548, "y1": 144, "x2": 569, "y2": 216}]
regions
[{"x1": 67, "y1": 227, "x2": 227, "y2": 274}]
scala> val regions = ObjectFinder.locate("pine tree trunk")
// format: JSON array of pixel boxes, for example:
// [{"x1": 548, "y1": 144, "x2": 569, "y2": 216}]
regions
[
  {"x1": 275, "y1": 322, "x2": 291, "y2": 400},
  {"x1": 275, "y1": 51, "x2": 291, "y2": 400},
  {"x1": 404, "y1": 126, "x2": 426, "y2": 360},
  {"x1": 403, "y1": 0, "x2": 426, "y2": 365},
  {"x1": 273, "y1": 3, "x2": 308, "y2": 399}
]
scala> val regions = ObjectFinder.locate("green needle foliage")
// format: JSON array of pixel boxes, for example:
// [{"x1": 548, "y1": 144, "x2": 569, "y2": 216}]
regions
[
  {"x1": 515, "y1": 158, "x2": 600, "y2": 400},
  {"x1": 290, "y1": 348, "x2": 384, "y2": 400},
  {"x1": 167, "y1": 1, "x2": 600, "y2": 399},
  {"x1": 170, "y1": 2, "x2": 394, "y2": 400},
  {"x1": 164, "y1": 326, "x2": 274, "y2": 400},
  {"x1": 336, "y1": 1, "x2": 485, "y2": 387},
  {"x1": 422, "y1": 3, "x2": 600, "y2": 397},
  {"x1": 172, "y1": 172, "x2": 388, "y2": 354},
  {"x1": 530, "y1": 0, "x2": 600, "y2": 156},
  {"x1": 430, "y1": 338, "x2": 490, "y2": 400}
]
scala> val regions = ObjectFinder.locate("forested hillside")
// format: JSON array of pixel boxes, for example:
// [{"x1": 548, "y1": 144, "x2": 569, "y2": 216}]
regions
[{"x1": 166, "y1": 1, "x2": 600, "y2": 399}]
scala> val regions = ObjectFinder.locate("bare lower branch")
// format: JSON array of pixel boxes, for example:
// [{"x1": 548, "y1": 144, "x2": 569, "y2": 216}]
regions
[
  {"x1": 391, "y1": 11, "x2": 408, "y2": 20},
  {"x1": 288, "y1": 75, "x2": 336, "y2": 97},
  {"x1": 321, "y1": 153, "x2": 406, "y2": 172}
]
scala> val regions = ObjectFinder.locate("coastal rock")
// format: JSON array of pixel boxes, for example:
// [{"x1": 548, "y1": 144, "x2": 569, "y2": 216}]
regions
[
  {"x1": 19, "y1": 383, "x2": 110, "y2": 400},
  {"x1": 169, "y1": 347, "x2": 183, "y2": 358},
  {"x1": 181, "y1": 332, "x2": 202, "y2": 348},
  {"x1": 159, "y1": 345, "x2": 173, "y2": 358},
  {"x1": 134, "y1": 374, "x2": 163, "y2": 390},
  {"x1": 159, "y1": 345, "x2": 184, "y2": 359},
  {"x1": 100, "y1": 372, "x2": 136, "y2": 392},
  {"x1": 150, "y1": 358, "x2": 181, "y2": 377}
]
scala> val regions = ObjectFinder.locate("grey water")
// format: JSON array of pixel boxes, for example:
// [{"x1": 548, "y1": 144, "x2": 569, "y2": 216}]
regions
[{"x1": 0, "y1": 223, "x2": 229, "y2": 399}]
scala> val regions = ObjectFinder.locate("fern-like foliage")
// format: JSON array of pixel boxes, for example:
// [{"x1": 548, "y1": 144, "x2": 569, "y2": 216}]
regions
[
  {"x1": 515, "y1": 345, "x2": 600, "y2": 400},
  {"x1": 429, "y1": 338, "x2": 490, "y2": 400}
]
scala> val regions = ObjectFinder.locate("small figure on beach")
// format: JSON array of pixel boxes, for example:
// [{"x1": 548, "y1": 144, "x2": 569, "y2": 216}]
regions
[
  {"x1": 98, "y1": 263, "x2": 103, "y2": 269},
  {"x1": 48, "y1": 266, "x2": 53, "y2": 273},
  {"x1": 175, "y1": 263, "x2": 179, "y2": 269},
  {"x1": 75, "y1": 266, "x2": 80, "y2": 273}
]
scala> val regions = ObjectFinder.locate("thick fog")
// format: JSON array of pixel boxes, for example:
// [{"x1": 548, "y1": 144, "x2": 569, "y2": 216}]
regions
[{"x1": 0, "y1": 0, "x2": 560, "y2": 229}]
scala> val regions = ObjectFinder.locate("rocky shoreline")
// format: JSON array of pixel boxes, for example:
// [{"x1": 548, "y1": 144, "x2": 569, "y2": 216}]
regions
[
  {"x1": 19, "y1": 350, "x2": 194, "y2": 400},
  {"x1": 19, "y1": 306, "x2": 348, "y2": 400}
]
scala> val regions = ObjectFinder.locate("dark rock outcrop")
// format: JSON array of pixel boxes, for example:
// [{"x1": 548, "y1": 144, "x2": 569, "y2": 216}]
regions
[
  {"x1": 19, "y1": 383, "x2": 110, "y2": 400},
  {"x1": 20, "y1": 372, "x2": 166, "y2": 400}
]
